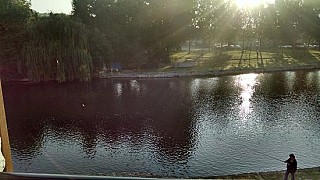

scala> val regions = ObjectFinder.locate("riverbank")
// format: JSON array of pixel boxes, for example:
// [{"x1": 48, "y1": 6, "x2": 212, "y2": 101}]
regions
[
  {"x1": 99, "y1": 49, "x2": 320, "y2": 79},
  {"x1": 212, "y1": 167, "x2": 320, "y2": 179},
  {"x1": 96, "y1": 167, "x2": 320, "y2": 179},
  {"x1": 87, "y1": 167, "x2": 320, "y2": 179},
  {"x1": 1, "y1": 50, "x2": 320, "y2": 82},
  {"x1": 2, "y1": 63, "x2": 320, "y2": 82},
  {"x1": 0, "y1": 167, "x2": 318, "y2": 179},
  {"x1": 98, "y1": 63, "x2": 320, "y2": 79}
]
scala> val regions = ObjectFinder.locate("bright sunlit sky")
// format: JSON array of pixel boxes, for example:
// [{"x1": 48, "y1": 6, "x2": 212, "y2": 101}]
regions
[
  {"x1": 234, "y1": 0, "x2": 275, "y2": 9},
  {"x1": 30, "y1": 0, "x2": 275, "y2": 14},
  {"x1": 31, "y1": 0, "x2": 72, "y2": 14}
]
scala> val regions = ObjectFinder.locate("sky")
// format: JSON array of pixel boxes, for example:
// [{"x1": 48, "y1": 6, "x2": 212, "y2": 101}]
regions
[{"x1": 31, "y1": 0, "x2": 72, "y2": 14}]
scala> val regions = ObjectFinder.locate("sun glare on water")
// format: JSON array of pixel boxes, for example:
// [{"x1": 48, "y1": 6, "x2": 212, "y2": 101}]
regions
[{"x1": 234, "y1": 0, "x2": 274, "y2": 9}]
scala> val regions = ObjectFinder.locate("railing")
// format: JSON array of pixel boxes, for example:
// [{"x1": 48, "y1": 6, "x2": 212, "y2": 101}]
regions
[
  {"x1": 0, "y1": 172, "x2": 157, "y2": 180},
  {"x1": 0, "y1": 79, "x2": 14, "y2": 172}
]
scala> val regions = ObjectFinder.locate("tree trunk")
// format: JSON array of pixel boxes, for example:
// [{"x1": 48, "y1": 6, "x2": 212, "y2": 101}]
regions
[
  {"x1": 259, "y1": 36, "x2": 263, "y2": 65},
  {"x1": 208, "y1": 31, "x2": 211, "y2": 52},
  {"x1": 249, "y1": 41, "x2": 252, "y2": 61},
  {"x1": 239, "y1": 32, "x2": 246, "y2": 66}
]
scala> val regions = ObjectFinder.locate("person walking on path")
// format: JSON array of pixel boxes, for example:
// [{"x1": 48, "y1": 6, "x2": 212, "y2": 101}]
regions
[{"x1": 284, "y1": 154, "x2": 297, "y2": 180}]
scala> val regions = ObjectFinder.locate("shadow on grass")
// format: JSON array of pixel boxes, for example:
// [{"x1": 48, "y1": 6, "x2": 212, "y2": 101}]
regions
[
  {"x1": 213, "y1": 53, "x2": 232, "y2": 61},
  {"x1": 169, "y1": 50, "x2": 320, "y2": 71},
  {"x1": 272, "y1": 53, "x2": 285, "y2": 63},
  {"x1": 290, "y1": 50, "x2": 317, "y2": 62}
]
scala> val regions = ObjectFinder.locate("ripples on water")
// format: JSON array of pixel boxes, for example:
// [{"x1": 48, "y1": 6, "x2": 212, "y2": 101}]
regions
[{"x1": 2, "y1": 70, "x2": 320, "y2": 177}]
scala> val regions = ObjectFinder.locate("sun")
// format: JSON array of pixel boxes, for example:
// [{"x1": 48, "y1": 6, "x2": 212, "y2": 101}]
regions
[{"x1": 234, "y1": 0, "x2": 274, "y2": 9}]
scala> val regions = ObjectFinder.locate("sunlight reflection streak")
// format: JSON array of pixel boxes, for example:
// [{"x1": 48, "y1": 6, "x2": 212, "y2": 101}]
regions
[
  {"x1": 114, "y1": 83, "x2": 123, "y2": 97},
  {"x1": 235, "y1": 74, "x2": 259, "y2": 118}
]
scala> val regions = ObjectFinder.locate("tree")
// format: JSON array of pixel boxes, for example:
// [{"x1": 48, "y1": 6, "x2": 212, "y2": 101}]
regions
[
  {"x1": 0, "y1": 0, "x2": 31, "y2": 67},
  {"x1": 21, "y1": 14, "x2": 93, "y2": 82},
  {"x1": 275, "y1": 0, "x2": 304, "y2": 52},
  {"x1": 72, "y1": 0, "x2": 95, "y2": 25},
  {"x1": 193, "y1": 0, "x2": 228, "y2": 51},
  {"x1": 72, "y1": 0, "x2": 195, "y2": 69},
  {"x1": 300, "y1": 0, "x2": 320, "y2": 49}
]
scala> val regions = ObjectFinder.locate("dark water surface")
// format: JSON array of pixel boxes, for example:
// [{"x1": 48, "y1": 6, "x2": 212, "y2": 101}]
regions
[{"x1": 2, "y1": 70, "x2": 320, "y2": 177}]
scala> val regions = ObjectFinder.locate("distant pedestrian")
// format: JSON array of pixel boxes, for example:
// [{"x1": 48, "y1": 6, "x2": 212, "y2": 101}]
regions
[{"x1": 284, "y1": 154, "x2": 297, "y2": 180}]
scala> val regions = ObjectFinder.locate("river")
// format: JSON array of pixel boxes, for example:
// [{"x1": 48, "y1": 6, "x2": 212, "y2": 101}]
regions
[{"x1": 2, "y1": 70, "x2": 320, "y2": 177}]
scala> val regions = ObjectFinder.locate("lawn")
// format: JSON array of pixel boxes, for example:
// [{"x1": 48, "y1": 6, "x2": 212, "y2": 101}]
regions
[{"x1": 169, "y1": 49, "x2": 320, "y2": 72}]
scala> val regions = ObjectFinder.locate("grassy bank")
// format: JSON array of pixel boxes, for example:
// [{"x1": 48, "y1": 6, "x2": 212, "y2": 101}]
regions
[
  {"x1": 169, "y1": 49, "x2": 320, "y2": 72},
  {"x1": 99, "y1": 49, "x2": 320, "y2": 79}
]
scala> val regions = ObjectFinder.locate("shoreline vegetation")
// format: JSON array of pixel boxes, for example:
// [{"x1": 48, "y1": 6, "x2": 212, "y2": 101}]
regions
[
  {"x1": 2, "y1": 1, "x2": 320, "y2": 82},
  {"x1": 2, "y1": 50, "x2": 320, "y2": 82}
]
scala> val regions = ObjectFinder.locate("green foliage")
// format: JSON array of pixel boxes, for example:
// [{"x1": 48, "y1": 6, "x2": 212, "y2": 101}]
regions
[
  {"x1": 72, "y1": 0, "x2": 95, "y2": 24},
  {"x1": 86, "y1": 27, "x2": 111, "y2": 71},
  {"x1": 2, "y1": 0, "x2": 320, "y2": 82},
  {"x1": 0, "y1": 0, "x2": 31, "y2": 23},
  {"x1": 21, "y1": 14, "x2": 93, "y2": 82},
  {"x1": 0, "y1": 0, "x2": 31, "y2": 65},
  {"x1": 72, "y1": 0, "x2": 194, "y2": 68},
  {"x1": 191, "y1": 0, "x2": 320, "y2": 52}
]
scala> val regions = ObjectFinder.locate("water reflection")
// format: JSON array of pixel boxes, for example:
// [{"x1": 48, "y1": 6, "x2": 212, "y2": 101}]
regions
[
  {"x1": 129, "y1": 80, "x2": 141, "y2": 94},
  {"x1": 2, "y1": 70, "x2": 320, "y2": 177},
  {"x1": 235, "y1": 74, "x2": 259, "y2": 118},
  {"x1": 3, "y1": 79, "x2": 197, "y2": 175},
  {"x1": 114, "y1": 82, "x2": 123, "y2": 97},
  {"x1": 285, "y1": 71, "x2": 295, "y2": 91}
]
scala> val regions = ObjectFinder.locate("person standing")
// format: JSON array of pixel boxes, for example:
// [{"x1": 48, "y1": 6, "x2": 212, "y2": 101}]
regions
[{"x1": 284, "y1": 154, "x2": 297, "y2": 180}]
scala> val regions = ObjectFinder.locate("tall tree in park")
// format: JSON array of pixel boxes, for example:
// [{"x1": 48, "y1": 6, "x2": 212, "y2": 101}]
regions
[
  {"x1": 193, "y1": 0, "x2": 226, "y2": 51},
  {"x1": 215, "y1": 2, "x2": 240, "y2": 50},
  {"x1": 21, "y1": 14, "x2": 93, "y2": 82},
  {"x1": 194, "y1": 0, "x2": 244, "y2": 55},
  {"x1": 72, "y1": 0, "x2": 194, "y2": 68},
  {"x1": 274, "y1": 0, "x2": 304, "y2": 52},
  {"x1": 0, "y1": 0, "x2": 31, "y2": 68},
  {"x1": 300, "y1": 0, "x2": 320, "y2": 49},
  {"x1": 142, "y1": 0, "x2": 194, "y2": 62},
  {"x1": 72, "y1": 0, "x2": 112, "y2": 70},
  {"x1": 72, "y1": 0, "x2": 95, "y2": 25},
  {"x1": 258, "y1": 3, "x2": 280, "y2": 51}
]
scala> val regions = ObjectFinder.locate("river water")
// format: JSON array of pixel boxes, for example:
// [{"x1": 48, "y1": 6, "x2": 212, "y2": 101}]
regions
[{"x1": 2, "y1": 70, "x2": 320, "y2": 177}]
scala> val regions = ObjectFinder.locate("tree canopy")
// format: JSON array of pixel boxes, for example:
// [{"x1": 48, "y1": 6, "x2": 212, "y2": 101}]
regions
[
  {"x1": 0, "y1": 0, "x2": 31, "y2": 65},
  {"x1": 21, "y1": 14, "x2": 93, "y2": 82}
]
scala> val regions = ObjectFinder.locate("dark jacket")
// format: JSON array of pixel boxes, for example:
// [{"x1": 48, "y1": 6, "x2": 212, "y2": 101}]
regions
[{"x1": 285, "y1": 158, "x2": 297, "y2": 172}]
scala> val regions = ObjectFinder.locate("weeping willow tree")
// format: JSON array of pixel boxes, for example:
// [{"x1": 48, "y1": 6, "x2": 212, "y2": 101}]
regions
[{"x1": 21, "y1": 14, "x2": 93, "y2": 82}]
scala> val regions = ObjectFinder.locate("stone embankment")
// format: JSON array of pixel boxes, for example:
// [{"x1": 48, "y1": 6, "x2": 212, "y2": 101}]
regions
[
  {"x1": 99, "y1": 63, "x2": 320, "y2": 79},
  {"x1": 2, "y1": 63, "x2": 320, "y2": 82}
]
